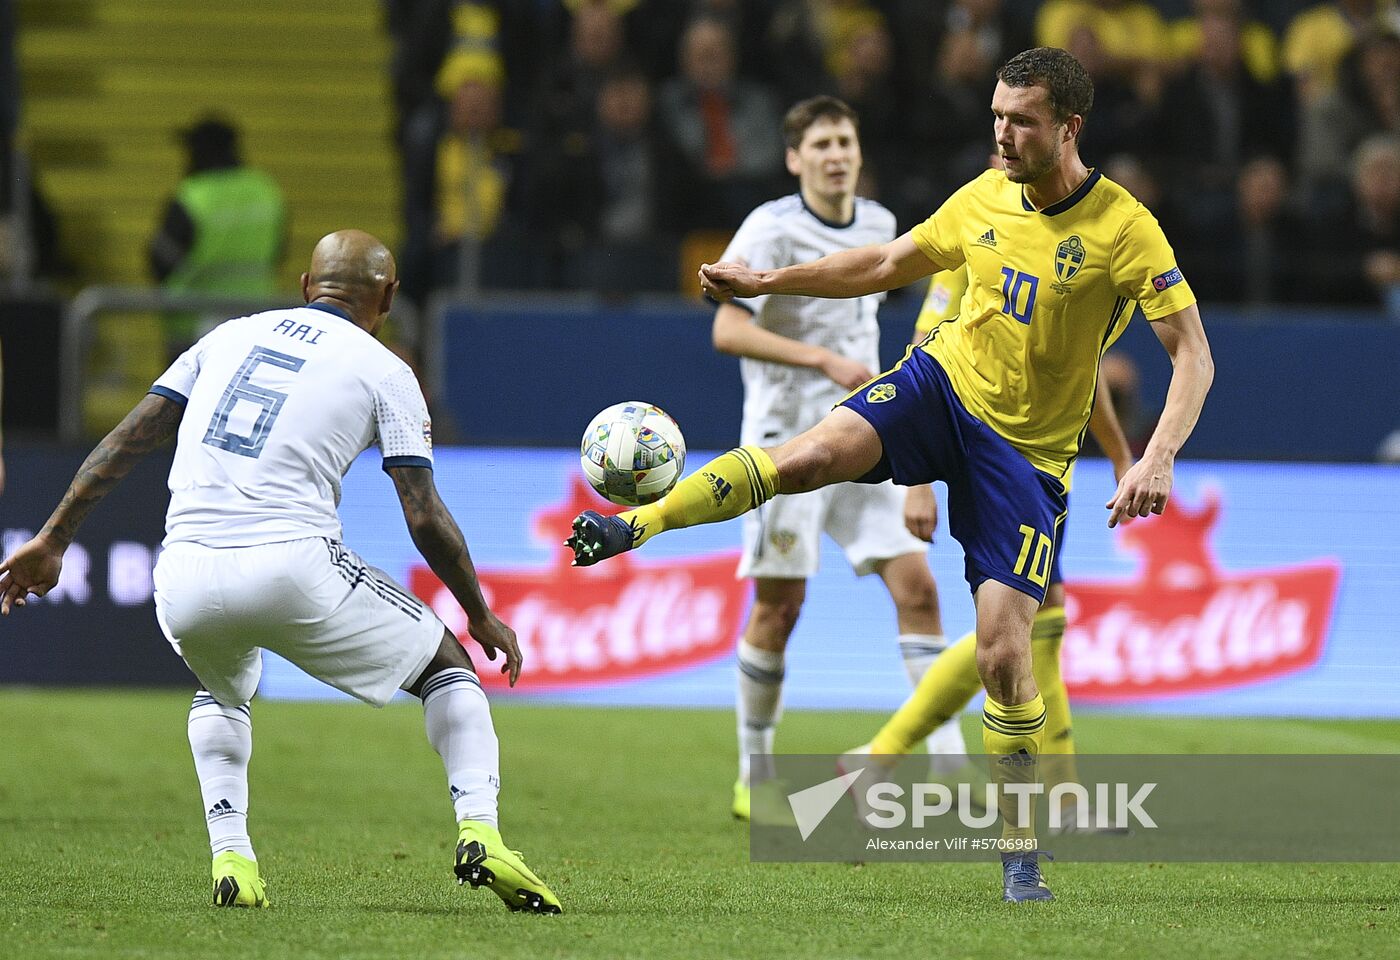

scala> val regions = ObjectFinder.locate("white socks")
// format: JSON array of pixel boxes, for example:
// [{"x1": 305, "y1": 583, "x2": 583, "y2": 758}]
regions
[
  {"x1": 188, "y1": 692, "x2": 255, "y2": 859},
  {"x1": 898, "y1": 633, "x2": 970, "y2": 775},
  {"x1": 420, "y1": 668, "x2": 500, "y2": 827},
  {"x1": 736, "y1": 641, "x2": 785, "y2": 786}
]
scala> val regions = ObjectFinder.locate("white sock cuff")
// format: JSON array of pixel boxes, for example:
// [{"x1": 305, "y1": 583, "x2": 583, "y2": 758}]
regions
[
  {"x1": 897, "y1": 633, "x2": 948, "y2": 658},
  {"x1": 189, "y1": 691, "x2": 252, "y2": 729},
  {"x1": 737, "y1": 641, "x2": 784, "y2": 683},
  {"x1": 419, "y1": 667, "x2": 484, "y2": 706}
]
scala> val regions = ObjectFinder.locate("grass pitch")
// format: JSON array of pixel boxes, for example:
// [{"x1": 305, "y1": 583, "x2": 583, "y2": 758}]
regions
[{"x1": 1, "y1": 689, "x2": 1397, "y2": 959}]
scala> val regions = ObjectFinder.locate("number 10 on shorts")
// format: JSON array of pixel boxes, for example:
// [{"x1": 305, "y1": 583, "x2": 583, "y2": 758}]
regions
[{"x1": 1013, "y1": 523, "x2": 1053, "y2": 587}]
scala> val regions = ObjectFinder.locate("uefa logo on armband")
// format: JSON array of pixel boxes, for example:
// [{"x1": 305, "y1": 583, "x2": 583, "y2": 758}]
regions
[{"x1": 1152, "y1": 267, "x2": 1184, "y2": 292}]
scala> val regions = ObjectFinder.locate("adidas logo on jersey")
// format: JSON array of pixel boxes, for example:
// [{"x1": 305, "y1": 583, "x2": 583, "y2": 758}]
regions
[
  {"x1": 977, "y1": 228, "x2": 997, "y2": 247},
  {"x1": 207, "y1": 799, "x2": 237, "y2": 820}
]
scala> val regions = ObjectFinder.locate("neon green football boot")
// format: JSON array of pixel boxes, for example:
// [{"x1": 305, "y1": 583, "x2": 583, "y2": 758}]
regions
[
  {"x1": 211, "y1": 851, "x2": 268, "y2": 908},
  {"x1": 733, "y1": 778, "x2": 801, "y2": 826},
  {"x1": 732, "y1": 779, "x2": 751, "y2": 820},
  {"x1": 455, "y1": 821, "x2": 562, "y2": 914}
]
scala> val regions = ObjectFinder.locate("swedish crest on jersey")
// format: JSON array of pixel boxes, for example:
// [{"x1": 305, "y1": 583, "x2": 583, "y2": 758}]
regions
[
  {"x1": 1054, "y1": 235, "x2": 1086, "y2": 282},
  {"x1": 866, "y1": 383, "x2": 897, "y2": 404}
]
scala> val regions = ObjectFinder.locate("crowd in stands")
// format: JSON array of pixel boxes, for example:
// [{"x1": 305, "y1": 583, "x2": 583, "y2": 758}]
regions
[{"x1": 385, "y1": 0, "x2": 1400, "y2": 315}]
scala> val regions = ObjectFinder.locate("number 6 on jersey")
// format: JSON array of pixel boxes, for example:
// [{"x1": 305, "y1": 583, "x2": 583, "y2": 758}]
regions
[{"x1": 203, "y1": 346, "x2": 306, "y2": 459}]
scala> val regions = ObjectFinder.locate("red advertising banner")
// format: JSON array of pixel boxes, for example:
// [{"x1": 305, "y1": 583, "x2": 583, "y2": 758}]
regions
[
  {"x1": 1062, "y1": 490, "x2": 1341, "y2": 702},
  {"x1": 410, "y1": 477, "x2": 749, "y2": 690}
]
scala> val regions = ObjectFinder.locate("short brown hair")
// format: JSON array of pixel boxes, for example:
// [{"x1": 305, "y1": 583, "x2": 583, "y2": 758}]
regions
[
  {"x1": 996, "y1": 47, "x2": 1094, "y2": 122},
  {"x1": 782, "y1": 96, "x2": 860, "y2": 150}
]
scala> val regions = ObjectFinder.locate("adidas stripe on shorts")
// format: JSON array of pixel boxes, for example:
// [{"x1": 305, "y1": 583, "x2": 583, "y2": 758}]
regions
[{"x1": 154, "y1": 537, "x2": 442, "y2": 707}]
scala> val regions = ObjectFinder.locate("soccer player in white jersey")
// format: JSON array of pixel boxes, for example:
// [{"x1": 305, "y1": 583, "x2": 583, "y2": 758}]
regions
[
  {"x1": 0, "y1": 231, "x2": 561, "y2": 914},
  {"x1": 713, "y1": 96, "x2": 950, "y2": 821}
]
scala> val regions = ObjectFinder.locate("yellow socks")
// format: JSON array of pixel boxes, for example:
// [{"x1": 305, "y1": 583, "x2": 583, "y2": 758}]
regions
[
  {"x1": 1030, "y1": 606, "x2": 1078, "y2": 794},
  {"x1": 871, "y1": 632, "x2": 979, "y2": 756},
  {"x1": 868, "y1": 605, "x2": 1073, "y2": 838},
  {"x1": 982, "y1": 693, "x2": 1046, "y2": 843},
  {"x1": 621, "y1": 446, "x2": 778, "y2": 550}
]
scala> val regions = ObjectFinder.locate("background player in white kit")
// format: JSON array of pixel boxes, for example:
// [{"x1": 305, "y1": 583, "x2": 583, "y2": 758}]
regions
[
  {"x1": 712, "y1": 97, "x2": 952, "y2": 820},
  {"x1": 0, "y1": 231, "x2": 561, "y2": 914}
]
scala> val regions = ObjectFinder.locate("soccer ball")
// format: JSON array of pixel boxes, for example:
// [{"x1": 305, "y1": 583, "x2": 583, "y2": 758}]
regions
[{"x1": 579, "y1": 402, "x2": 686, "y2": 506}]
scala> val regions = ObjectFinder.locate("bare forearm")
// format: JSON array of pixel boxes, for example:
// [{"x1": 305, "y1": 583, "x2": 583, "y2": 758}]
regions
[
  {"x1": 757, "y1": 245, "x2": 907, "y2": 299},
  {"x1": 399, "y1": 482, "x2": 491, "y2": 620},
  {"x1": 413, "y1": 518, "x2": 491, "y2": 620},
  {"x1": 1145, "y1": 346, "x2": 1213, "y2": 461},
  {"x1": 714, "y1": 313, "x2": 826, "y2": 368},
  {"x1": 1088, "y1": 377, "x2": 1133, "y2": 472},
  {"x1": 43, "y1": 395, "x2": 181, "y2": 547}
]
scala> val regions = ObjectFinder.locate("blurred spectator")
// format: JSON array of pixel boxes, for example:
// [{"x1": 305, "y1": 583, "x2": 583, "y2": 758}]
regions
[
  {"x1": 1035, "y1": 0, "x2": 1170, "y2": 100},
  {"x1": 148, "y1": 117, "x2": 287, "y2": 357},
  {"x1": 1167, "y1": 0, "x2": 1281, "y2": 83},
  {"x1": 627, "y1": 1, "x2": 778, "y2": 91},
  {"x1": 1151, "y1": 6, "x2": 1294, "y2": 239},
  {"x1": 431, "y1": 74, "x2": 533, "y2": 291},
  {"x1": 387, "y1": 1, "x2": 514, "y2": 300},
  {"x1": 657, "y1": 15, "x2": 784, "y2": 229},
  {"x1": 1354, "y1": 135, "x2": 1400, "y2": 317},
  {"x1": 767, "y1": 0, "x2": 887, "y2": 102},
  {"x1": 831, "y1": 17, "x2": 904, "y2": 209},
  {"x1": 1297, "y1": 27, "x2": 1400, "y2": 202},
  {"x1": 590, "y1": 70, "x2": 671, "y2": 241},
  {"x1": 536, "y1": 0, "x2": 628, "y2": 138},
  {"x1": 1343, "y1": 28, "x2": 1400, "y2": 134},
  {"x1": 578, "y1": 67, "x2": 683, "y2": 293},
  {"x1": 923, "y1": 0, "x2": 1033, "y2": 190},
  {"x1": 1283, "y1": 0, "x2": 1400, "y2": 105},
  {"x1": 1061, "y1": 25, "x2": 1151, "y2": 160},
  {"x1": 1311, "y1": 134, "x2": 1400, "y2": 308},
  {"x1": 1231, "y1": 157, "x2": 1307, "y2": 306},
  {"x1": 1182, "y1": 156, "x2": 1307, "y2": 304}
]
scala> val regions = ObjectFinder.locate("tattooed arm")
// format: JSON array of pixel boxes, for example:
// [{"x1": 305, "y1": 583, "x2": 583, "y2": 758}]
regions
[
  {"x1": 387, "y1": 465, "x2": 522, "y2": 684},
  {"x1": 0, "y1": 393, "x2": 184, "y2": 614}
]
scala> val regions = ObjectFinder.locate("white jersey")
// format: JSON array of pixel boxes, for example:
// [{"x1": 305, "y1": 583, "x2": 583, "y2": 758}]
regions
[
  {"x1": 721, "y1": 194, "x2": 895, "y2": 444},
  {"x1": 152, "y1": 302, "x2": 433, "y2": 548}
]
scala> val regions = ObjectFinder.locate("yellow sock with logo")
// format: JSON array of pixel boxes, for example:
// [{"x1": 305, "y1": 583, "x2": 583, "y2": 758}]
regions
[
  {"x1": 982, "y1": 693, "x2": 1046, "y2": 844},
  {"x1": 871, "y1": 631, "x2": 980, "y2": 756},
  {"x1": 1030, "y1": 607, "x2": 1077, "y2": 794},
  {"x1": 621, "y1": 446, "x2": 778, "y2": 549}
]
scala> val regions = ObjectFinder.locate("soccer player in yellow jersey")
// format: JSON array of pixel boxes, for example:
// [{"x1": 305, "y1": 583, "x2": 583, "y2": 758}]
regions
[
  {"x1": 873, "y1": 264, "x2": 1137, "y2": 822},
  {"x1": 569, "y1": 47, "x2": 1214, "y2": 902}
]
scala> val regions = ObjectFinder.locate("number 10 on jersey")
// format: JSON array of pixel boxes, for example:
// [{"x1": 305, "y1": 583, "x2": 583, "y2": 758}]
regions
[{"x1": 999, "y1": 267, "x2": 1039, "y2": 324}]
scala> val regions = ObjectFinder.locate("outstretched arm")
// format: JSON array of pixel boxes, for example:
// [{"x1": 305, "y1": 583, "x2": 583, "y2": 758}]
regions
[
  {"x1": 0, "y1": 392, "x2": 184, "y2": 613},
  {"x1": 700, "y1": 233, "x2": 941, "y2": 302},
  {"x1": 1105, "y1": 304, "x2": 1213, "y2": 527},
  {"x1": 387, "y1": 464, "x2": 523, "y2": 685}
]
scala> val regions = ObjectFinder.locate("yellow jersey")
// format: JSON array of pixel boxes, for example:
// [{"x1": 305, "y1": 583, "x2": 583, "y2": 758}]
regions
[{"x1": 909, "y1": 168, "x2": 1195, "y2": 478}]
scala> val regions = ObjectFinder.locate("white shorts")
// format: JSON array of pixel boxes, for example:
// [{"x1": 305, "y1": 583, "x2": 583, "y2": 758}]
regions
[
  {"x1": 737, "y1": 480, "x2": 926, "y2": 579},
  {"x1": 153, "y1": 537, "x2": 443, "y2": 707}
]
